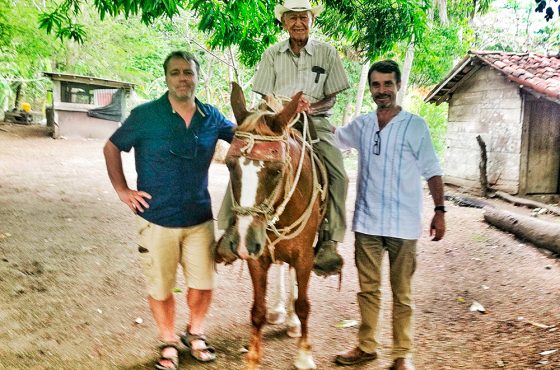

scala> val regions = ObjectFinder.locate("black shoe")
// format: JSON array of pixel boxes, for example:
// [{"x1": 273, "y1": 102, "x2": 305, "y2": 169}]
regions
[{"x1": 313, "y1": 240, "x2": 343, "y2": 277}]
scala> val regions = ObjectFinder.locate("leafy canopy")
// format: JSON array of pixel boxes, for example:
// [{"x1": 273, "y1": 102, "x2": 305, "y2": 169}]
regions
[
  {"x1": 39, "y1": 0, "x2": 430, "y2": 67},
  {"x1": 535, "y1": 0, "x2": 559, "y2": 21}
]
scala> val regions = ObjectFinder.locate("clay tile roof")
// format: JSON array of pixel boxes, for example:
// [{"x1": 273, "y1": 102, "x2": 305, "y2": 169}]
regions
[
  {"x1": 467, "y1": 51, "x2": 560, "y2": 100},
  {"x1": 425, "y1": 50, "x2": 560, "y2": 104}
]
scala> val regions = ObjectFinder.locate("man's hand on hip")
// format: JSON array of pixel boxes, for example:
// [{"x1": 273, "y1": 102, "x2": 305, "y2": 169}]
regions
[{"x1": 117, "y1": 188, "x2": 152, "y2": 213}]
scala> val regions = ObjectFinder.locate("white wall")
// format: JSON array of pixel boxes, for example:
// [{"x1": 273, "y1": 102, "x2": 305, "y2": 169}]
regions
[{"x1": 444, "y1": 66, "x2": 523, "y2": 192}]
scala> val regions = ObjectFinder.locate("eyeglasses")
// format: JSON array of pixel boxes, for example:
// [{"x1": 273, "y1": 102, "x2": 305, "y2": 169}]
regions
[
  {"x1": 373, "y1": 130, "x2": 381, "y2": 155},
  {"x1": 169, "y1": 124, "x2": 198, "y2": 159}
]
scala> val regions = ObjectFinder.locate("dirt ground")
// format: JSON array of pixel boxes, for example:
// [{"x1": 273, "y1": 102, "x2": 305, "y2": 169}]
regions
[{"x1": 0, "y1": 123, "x2": 559, "y2": 370}]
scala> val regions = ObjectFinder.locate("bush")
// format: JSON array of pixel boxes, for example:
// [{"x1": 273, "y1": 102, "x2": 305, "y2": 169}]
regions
[{"x1": 405, "y1": 91, "x2": 448, "y2": 160}]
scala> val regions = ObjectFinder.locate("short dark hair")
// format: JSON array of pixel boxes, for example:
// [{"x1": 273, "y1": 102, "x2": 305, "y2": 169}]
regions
[
  {"x1": 368, "y1": 60, "x2": 401, "y2": 85},
  {"x1": 163, "y1": 51, "x2": 200, "y2": 75}
]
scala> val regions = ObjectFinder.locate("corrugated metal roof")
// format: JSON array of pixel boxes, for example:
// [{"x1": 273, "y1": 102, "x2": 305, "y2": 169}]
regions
[
  {"x1": 43, "y1": 72, "x2": 135, "y2": 89},
  {"x1": 425, "y1": 51, "x2": 560, "y2": 105}
]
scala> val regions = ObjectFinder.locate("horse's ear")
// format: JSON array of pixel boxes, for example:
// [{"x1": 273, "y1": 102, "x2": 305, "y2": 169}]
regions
[
  {"x1": 231, "y1": 82, "x2": 250, "y2": 124},
  {"x1": 274, "y1": 91, "x2": 303, "y2": 129}
]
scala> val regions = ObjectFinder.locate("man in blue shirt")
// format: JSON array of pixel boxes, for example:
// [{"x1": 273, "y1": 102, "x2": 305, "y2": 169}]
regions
[
  {"x1": 333, "y1": 60, "x2": 445, "y2": 370},
  {"x1": 104, "y1": 51, "x2": 235, "y2": 370}
]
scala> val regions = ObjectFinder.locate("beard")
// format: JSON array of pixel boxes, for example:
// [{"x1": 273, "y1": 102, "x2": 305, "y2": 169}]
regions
[{"x1": 373, "y1": 94, "x2": 394, "y2": 108}]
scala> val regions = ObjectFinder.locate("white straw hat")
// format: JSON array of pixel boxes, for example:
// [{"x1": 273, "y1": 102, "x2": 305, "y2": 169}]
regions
[{"x1": 274, "y1": 0, "x2": 324, "y2": 22}]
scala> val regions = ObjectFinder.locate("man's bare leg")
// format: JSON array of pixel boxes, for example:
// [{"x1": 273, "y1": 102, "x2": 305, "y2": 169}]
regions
[
  {"x1": 186, "y1": 289, "x2": 214, "y2": 361},
  {"x1": 148, "y1": 294, "x2": 179, "y2": 368}
]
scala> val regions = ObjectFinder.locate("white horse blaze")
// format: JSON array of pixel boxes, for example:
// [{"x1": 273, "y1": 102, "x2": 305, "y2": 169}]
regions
[{"x1": 237, "y1": 160, "x2": 263, "y2": 258}]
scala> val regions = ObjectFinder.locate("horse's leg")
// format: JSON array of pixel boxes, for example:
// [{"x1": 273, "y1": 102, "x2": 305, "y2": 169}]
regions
[
  {"x1": 246, "y1": 260, "x2": 270, "y2": 370},
  {"x1": 266, "y1": 262, "x2": 287, "y2": 325},
  {"x1": 292, "y1": 263, "x2": 316, "y2": 370},
  {"x1": 286, "y1": 266, "x2": 302, "y2": 337}
]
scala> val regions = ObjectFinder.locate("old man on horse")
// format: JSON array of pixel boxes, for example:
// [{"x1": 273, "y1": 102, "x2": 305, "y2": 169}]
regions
[{"x1": 217, "y1": 0, "x2": 350, "y2": 277}]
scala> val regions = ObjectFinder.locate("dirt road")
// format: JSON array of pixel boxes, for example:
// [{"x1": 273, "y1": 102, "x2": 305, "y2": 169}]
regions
[{"x1": 0, "y1": 123, "x2": 558, "y2": 370}]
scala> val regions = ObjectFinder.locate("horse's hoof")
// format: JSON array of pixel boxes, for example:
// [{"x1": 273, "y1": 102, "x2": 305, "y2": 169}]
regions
[
  {"x1": 267, "y1": 311, "x2": 286, "y2": 325},
  {"x1": 293, "y1": 351, "x2": 316, "y2": 369},
  {"x1": 287, "y1": 324, "x2": 302, "y2": 338}
]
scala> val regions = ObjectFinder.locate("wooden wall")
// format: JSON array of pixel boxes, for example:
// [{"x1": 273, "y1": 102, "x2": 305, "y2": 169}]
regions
[
  {"x1": 444, "y1": 66, "x2": 523, "y2": 193},
  {"x1": 519, "y1": 95, "x2": 560, "y2": 195},
  {"x1": 52, "y1": 109, "x2": 120, "y2": 139}
]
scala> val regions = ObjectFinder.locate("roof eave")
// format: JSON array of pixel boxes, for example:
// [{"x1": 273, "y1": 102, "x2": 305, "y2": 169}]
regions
[
  {"x1": 42, "y1": 72, "x2": 136, "y2": 89},
  {"x1": 424, "y1": 55, "x2": 473, "y2": 104}
]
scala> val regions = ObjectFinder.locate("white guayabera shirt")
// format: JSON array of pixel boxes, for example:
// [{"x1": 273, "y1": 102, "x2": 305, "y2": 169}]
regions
[{"x1": 335, "y1": 110, "x2": 443, "y2": 239}]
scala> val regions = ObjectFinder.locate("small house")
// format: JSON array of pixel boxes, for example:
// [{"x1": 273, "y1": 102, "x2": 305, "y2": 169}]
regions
[
  {"x1": 44, "y1": 72, "x2": 135, "y2": 139},
  {"x1": 425, "y1": 51, "x2": 560, "y2": 199}
]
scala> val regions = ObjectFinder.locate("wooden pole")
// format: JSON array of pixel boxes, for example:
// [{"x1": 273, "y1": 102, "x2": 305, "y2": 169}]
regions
[{"x1": 476, "y1": 135, "x2": 489, "y2": 197}]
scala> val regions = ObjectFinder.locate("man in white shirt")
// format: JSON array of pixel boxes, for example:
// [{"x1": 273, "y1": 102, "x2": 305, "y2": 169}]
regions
[{"x1": 333, "y1": 60, "x2": 446, "y2": 370}]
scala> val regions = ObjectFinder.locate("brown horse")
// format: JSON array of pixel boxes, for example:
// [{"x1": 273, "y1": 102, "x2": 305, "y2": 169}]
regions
[{"x1": 218, "y1": 82, "x2": 323, "y2": 369}]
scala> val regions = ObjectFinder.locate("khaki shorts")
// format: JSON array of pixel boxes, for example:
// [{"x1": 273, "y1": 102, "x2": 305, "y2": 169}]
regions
[{"x1": 136, "y1": 217, "x2": 216, "y2": 300}]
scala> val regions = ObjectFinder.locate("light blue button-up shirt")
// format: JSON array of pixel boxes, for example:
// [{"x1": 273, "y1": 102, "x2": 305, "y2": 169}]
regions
[{"x1": 335, "y1": 110, "x2": 443, "y2": 239}]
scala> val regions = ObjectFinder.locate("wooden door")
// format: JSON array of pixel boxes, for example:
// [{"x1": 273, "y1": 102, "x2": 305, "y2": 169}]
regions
[{"x1": 525, "y1": 99, "x2": 560, "y2": 194}]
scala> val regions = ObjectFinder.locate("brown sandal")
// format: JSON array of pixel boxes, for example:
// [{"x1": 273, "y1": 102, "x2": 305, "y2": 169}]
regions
[
  {"x1": 155, "y1": 342, "x2": 179, "y2": 370},
  {"x1": 180, "y1": 331, "x2": 216, "y2": 362}
]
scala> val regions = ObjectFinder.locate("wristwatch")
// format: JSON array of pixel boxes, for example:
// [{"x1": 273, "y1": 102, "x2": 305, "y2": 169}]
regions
[{"x1": 434, "y1": 205, "x2": 446, "y2": 213}]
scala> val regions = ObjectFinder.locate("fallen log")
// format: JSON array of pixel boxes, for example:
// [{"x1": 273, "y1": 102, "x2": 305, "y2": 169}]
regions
[
  {"x1": 483, "y1": 207, "x2": 560, "y2": 255},
  {"x1": 494, "y1": 191, "x2": 560, "y2": 216},
  {"x1": 446, "y1": 193, "x2": 494, "y2": 209}
]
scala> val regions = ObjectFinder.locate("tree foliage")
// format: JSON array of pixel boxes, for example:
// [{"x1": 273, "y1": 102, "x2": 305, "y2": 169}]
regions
[
  {"x1": 410, "y1": 22, "x2": 472, "y2": 86},
  {"x1": 535, "y1": 0, "x2": 559, "y2": 21},
  {"x1": 187, "y1": 0, "x2": 280, "y2": 67},
  {"x1": 0, "y1": 0, "x2": 59, "y2": 109},
  {"x1": 470, "y1": 0, "x2": 559, "y2": 54},
  {"x1": 38, "y1": 0, "x2": 431, "y2": 66},
  {"x1": 320, "y1": 0, "x2": 429, "y2": 61}
]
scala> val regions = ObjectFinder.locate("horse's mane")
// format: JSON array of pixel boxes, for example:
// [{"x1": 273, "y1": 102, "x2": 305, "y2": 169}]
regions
[
  {"x1": 237, "y1": 111, "x2": 277, "y2": 136},
  {"x1": 236, "y1": 96, "x2": 288, "y2": 137}
]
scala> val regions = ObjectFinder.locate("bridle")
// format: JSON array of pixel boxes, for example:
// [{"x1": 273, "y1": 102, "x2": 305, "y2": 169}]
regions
[{"x1": 226, "y1": 105, "x2": 326, "y2": 260}]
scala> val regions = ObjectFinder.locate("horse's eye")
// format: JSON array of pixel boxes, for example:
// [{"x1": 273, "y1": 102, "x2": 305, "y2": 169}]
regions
[{"x1": 268, "y1": 165, "x2": 282, "y2": 177}]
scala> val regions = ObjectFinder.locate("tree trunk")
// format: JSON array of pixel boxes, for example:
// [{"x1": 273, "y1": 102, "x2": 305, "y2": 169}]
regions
[
  {"x1": 438, "y1": 0, "x2": 449, "y2": 25},
  {"x1": 13, "y1": 83, "x2": 22, "y2": 110},
  {"x1": 342, "y1": 103, "x2": 353, "y2": 125},
  {"x1": 353, "y1": 60, "x2": 370, "y2": 119},
  {"x1": 428, "y1": 0, "x2": 435, "y2": 22},
  {"x1": 397, "y1": 36, "x2": 415, "y2": 106},
  {"x1": 483, "y1": 208, "x2": 560, "y2": 255},
  {"x1": 202, "y1": 57, "x2": 215, "y2": 103},
  {"x1": 228, "y1": 46, "x2": 240, "y2": 85},
  {"x1": 476, "y1": 135, "x2": 489, "y2": 197}
]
